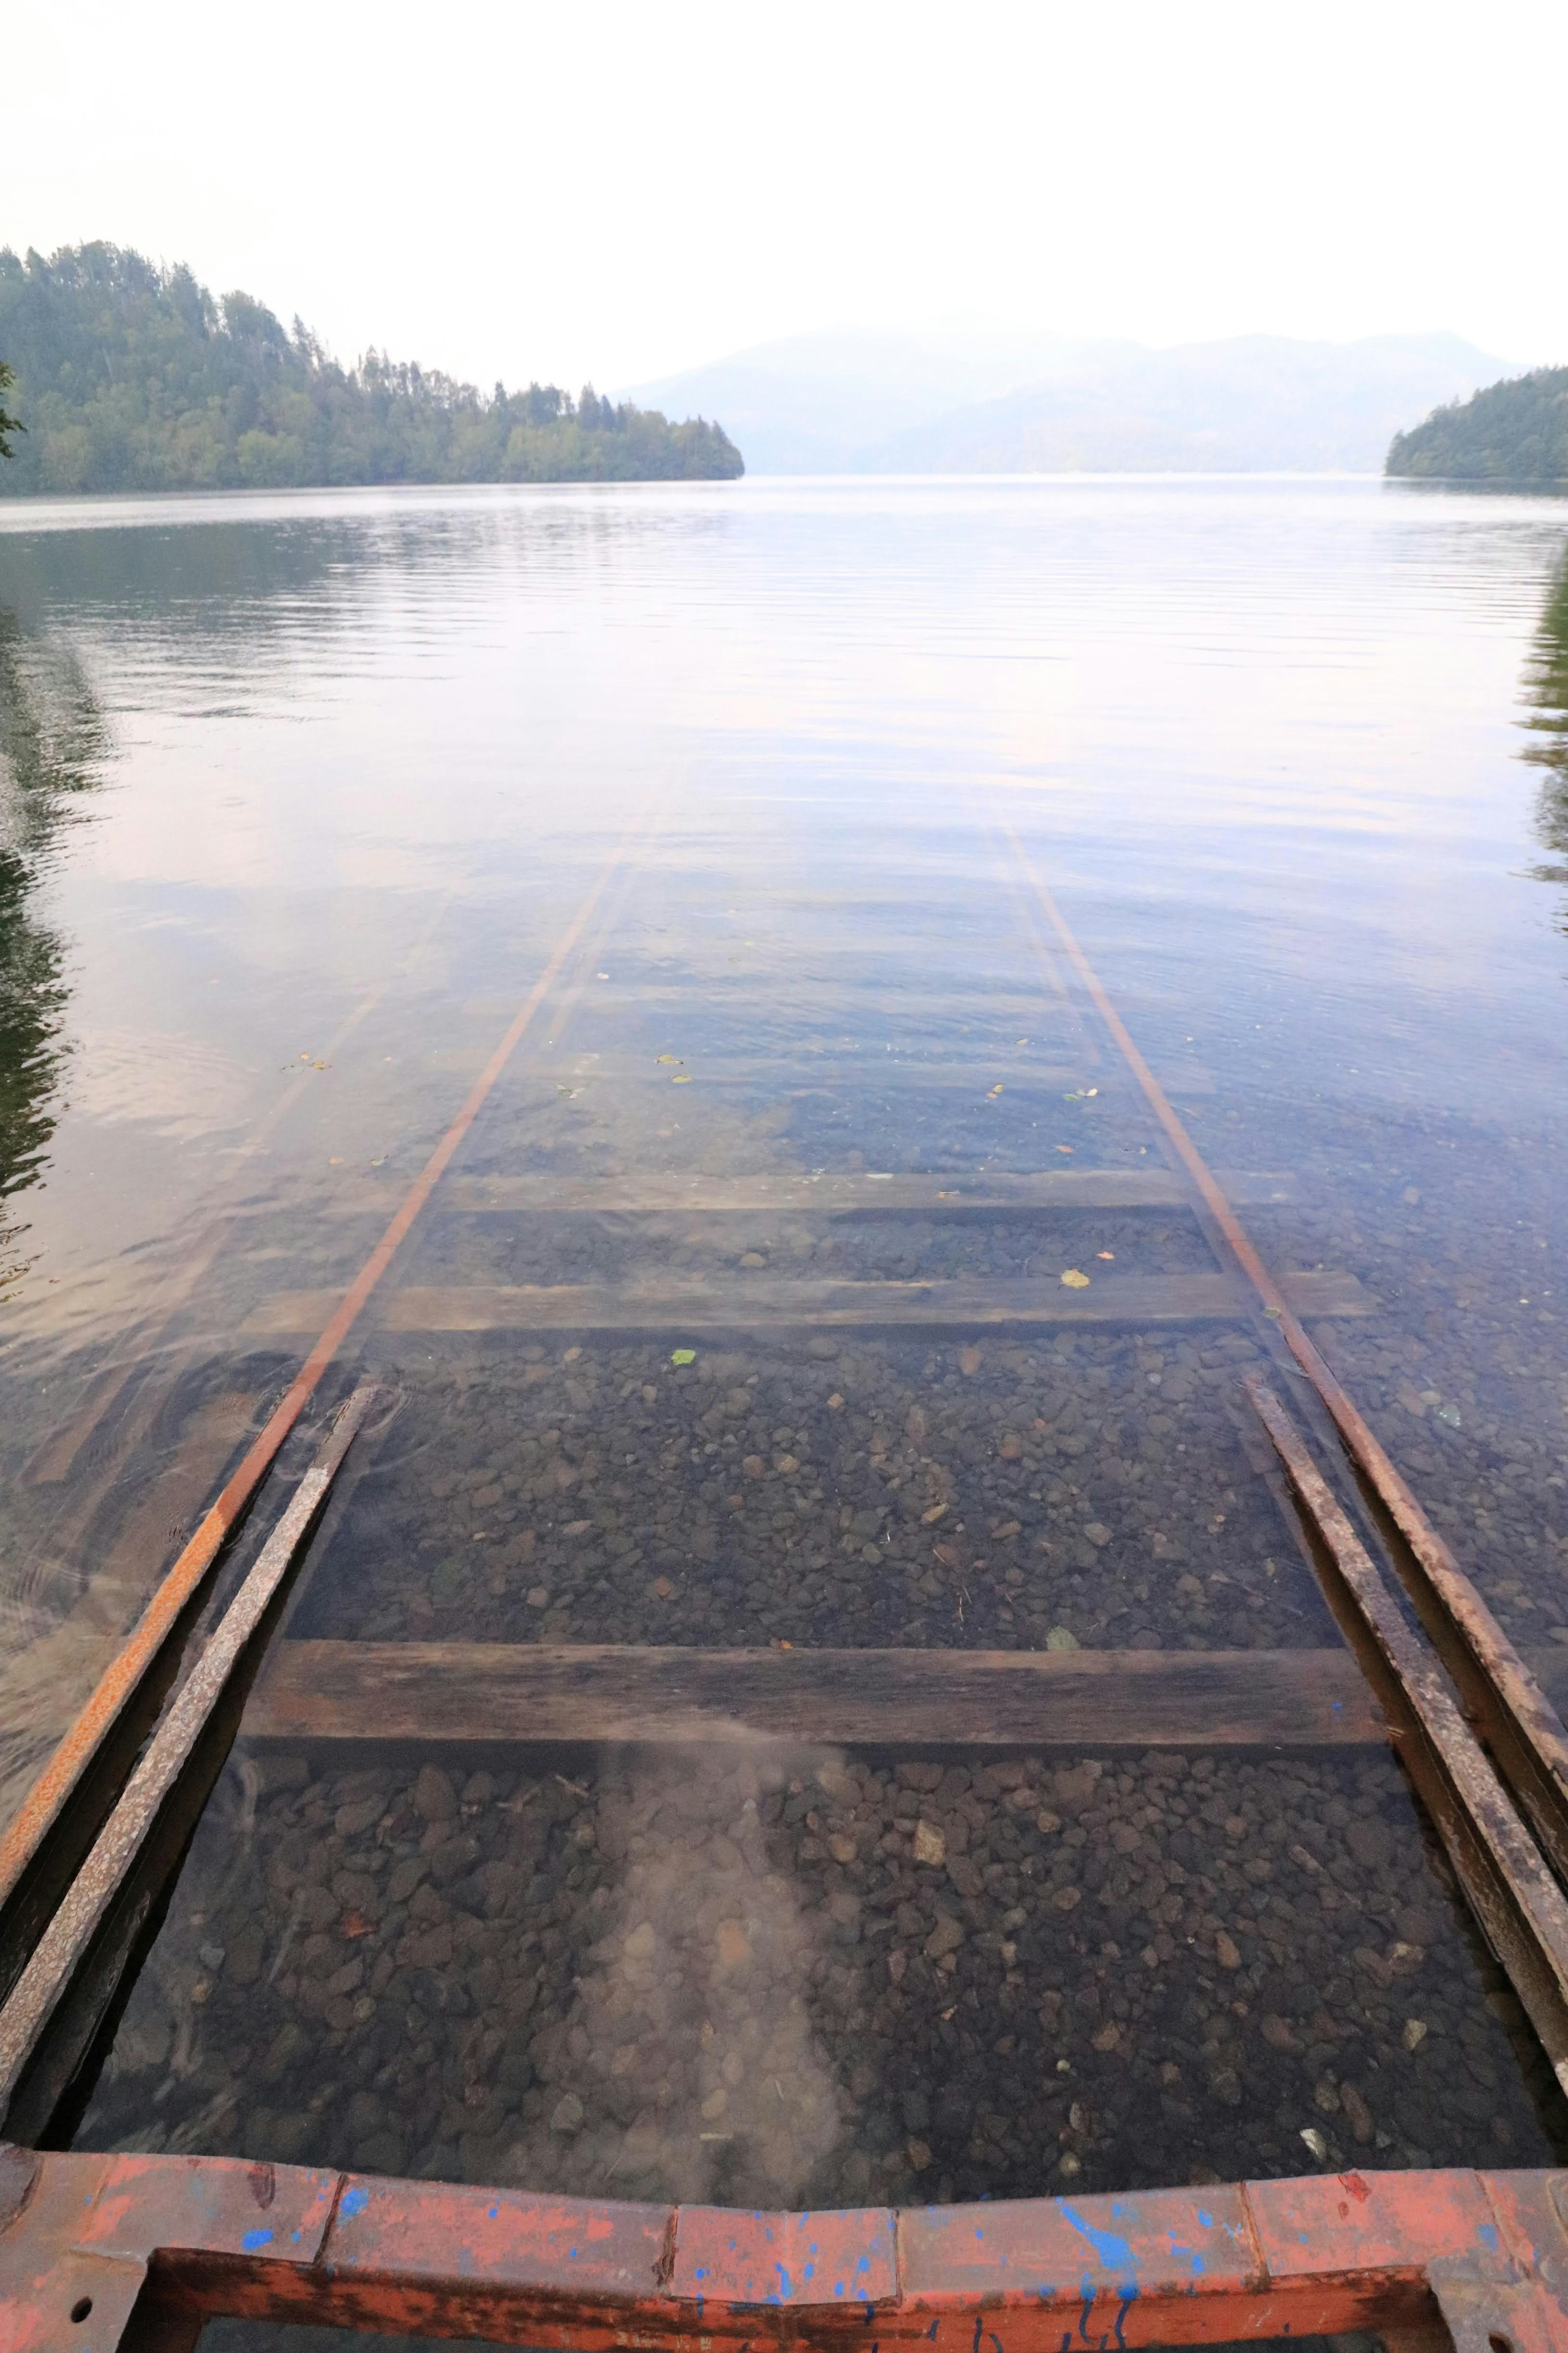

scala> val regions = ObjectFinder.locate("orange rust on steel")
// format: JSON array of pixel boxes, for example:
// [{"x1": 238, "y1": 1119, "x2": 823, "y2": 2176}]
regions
[
  {"x1": 0, "y1": 843, "x2": 636, "y2": 1918},
  {"x1": 1248, "y1": 1374, "x2": 1568, "y2": 2089},
  {"x1": 4, "y1": 2150, "x2": 1568, "y2": 2350},
  {"x1": 0, "y1": 1388, "x2": 376, "y2": 2124},
  {"x1": 1000, "y1": 819, "x2": 1568, "y2": 1870}
]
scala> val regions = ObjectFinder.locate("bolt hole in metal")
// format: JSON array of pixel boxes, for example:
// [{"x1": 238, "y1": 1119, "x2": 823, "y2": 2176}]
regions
[{"x1": 69, "y1": 2298, "x2": 93, "y2": 2324}]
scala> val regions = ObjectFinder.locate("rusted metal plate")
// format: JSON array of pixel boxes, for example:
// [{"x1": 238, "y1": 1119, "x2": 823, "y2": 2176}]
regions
[
  {"x1": 243, "y1": 1639, "x2": 1389, "y2": 1753},
  {"x1": 9, "y1": 2152, "x2": 1568, "y2": 2349},
  {"x1": 242, "y1": 1267, "x2": 1372, "y2": 1338},
  {"x1": 77, "y1": 2152, "x2": 339, "y2": 2265},
  {"x1": 321, "y1": 2175, "x2": 669, "y2": 2296},
  {"x1": 670, "y1": 2206, "x2": 897, "y2": 2307},
  {"x1": 1246, "y1": 2165, "x2": 1500, "y2": 2281},
  {"x1": 898, "y1": 2186, "x2": 1261, "y2": 2342}
]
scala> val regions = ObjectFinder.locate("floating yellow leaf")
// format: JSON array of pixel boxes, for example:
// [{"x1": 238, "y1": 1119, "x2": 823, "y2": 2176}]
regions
[
  {"x1": 670, "y1": 1347, "x2": 697, "y2": 1365},
  {"x1": 654, "y1": 1054, "x2": 680, "y2": 1064},
  {"x1": 1097, "y1": 1250, "x2": 1115, "y2": 1260},
  {"x1": 1061, "y1": 1269, "x2": 1091, "y2": 1289},
  {"x1": 673, "y1": 1074, "x2": 693, "y2": 1084},
  {"x1": 987, "y1": 1085, "x2": 1004, "y2": 1097},
  {"x1": 1055, "y1": 1144, "x2": 1074, "y2": 1155}
]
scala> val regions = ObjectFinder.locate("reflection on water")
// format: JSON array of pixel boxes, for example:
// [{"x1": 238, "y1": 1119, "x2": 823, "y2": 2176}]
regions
[
  {"x1": 0, "y1": 612, "x2": 107, "y2": 1291},
  {"x1": 1523, "y1": 550, "x2": 1568, "y2": 915},
  {"x1": 0, "y1": 479, "x2": 1564, "y2": 2202}
]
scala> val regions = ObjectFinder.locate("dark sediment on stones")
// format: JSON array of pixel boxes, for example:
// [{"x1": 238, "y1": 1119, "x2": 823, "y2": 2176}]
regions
[
  {"x1": 294, "y1": 1328, "x2": 1335, "y2": 1653},
  {"x1": 80, "y1": 1742, "x2": 1566, "y2": 2205}
]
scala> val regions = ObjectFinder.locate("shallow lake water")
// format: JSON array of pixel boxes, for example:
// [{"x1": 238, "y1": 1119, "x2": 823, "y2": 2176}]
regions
[{"x1": 2, "y1": 475, "x2": 1568, "y2": 2203}]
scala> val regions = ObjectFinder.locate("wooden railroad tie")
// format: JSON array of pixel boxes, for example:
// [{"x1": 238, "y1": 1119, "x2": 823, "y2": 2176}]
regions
[
  {"x1": 242, "y1": 1266, "x2": 1371, "y2": 1338},
  {"x1": 324, "y1": 1167, "x2": 1298, "y2": 1218},
  {"x1": 437, "y1": 1167, "x2": 1299, "y2": 1214},
  {"x1": 243, "y1": 1641, "x2": 1390, "y2": 1752},
  {"x1": 488, "y1": 1052, "x2": 1217, "y2": 1096}
]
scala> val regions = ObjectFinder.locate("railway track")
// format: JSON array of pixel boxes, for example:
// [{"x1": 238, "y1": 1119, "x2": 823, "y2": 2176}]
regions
[{"x1": 3, "y1": 808, "x2": 1568, "y2": 2265}]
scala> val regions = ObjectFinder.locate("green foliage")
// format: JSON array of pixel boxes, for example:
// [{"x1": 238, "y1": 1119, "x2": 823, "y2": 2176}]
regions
[
  {"x1": 1521, "y1": 553, "x2": 1568, "y2": 926},
  {"x1": 0, "y1": 615, "x2": 107, "y2": 1289},
  {"x1": 0, "y1": 243, "x2": 744, "y2": 495},
  {"x1": 0, "y1": 359, "x2": 21, "y2": 459},
  {"x1": 1387, "y1": 367, "x2": 1568, "y2": 482}
]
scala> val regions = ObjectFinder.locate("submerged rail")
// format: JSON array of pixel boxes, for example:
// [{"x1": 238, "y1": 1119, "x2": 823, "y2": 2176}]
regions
[
  {"x1": 1002, "y1": 819, "x2": 1568, "y2": 1896},
  {"x1": 0, "y1": 840, "x2": 637, "y2": 1928},
  {"x1": 4, "y1": 816, "x2": 1568, "y2": 2246},
  {"x1": 0, "y1": 1387, "x2": 377, "y2": 2142}
]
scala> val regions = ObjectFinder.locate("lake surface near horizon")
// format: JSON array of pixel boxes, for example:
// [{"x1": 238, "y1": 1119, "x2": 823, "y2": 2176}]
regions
[{"x1": 4, "y1": 473, "x2": 1568, "y2": 2204}]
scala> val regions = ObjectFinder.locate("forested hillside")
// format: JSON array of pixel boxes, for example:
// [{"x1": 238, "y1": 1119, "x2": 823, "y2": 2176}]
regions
[
  {"x1": 1387, "y1": 367, "x2": 1568, "y2": 482},
  {"x1": 0, "y1": 244, "x2": 743, "y2": 494}
]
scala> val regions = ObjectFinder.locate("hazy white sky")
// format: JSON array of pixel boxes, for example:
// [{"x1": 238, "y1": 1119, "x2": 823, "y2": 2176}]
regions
[{"x1": 5, "y1": 0, "x2": 1564, "y2": 391}]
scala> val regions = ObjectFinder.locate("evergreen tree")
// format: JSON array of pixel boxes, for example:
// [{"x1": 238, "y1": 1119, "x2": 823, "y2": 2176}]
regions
[
  {"x1": 0, "y1": 244, "x2": 743, "y2": 493},
  {"x1": 0, "y1": 359, "x2": 21, "y2": 460}
]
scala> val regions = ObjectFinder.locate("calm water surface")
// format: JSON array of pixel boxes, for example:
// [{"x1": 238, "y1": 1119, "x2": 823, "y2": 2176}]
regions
[{"x1": 3, "y1": 475, "x2": 1568, "y2": 2200}]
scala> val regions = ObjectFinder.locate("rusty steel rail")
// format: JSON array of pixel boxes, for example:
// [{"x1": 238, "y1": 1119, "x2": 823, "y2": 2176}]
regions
[
  {"x1": 1248, "y1": 1373, "x2": 1568, "y2": 2097},
  {"x1": 4, "y1": 2145, "x2": 1568, "y2": 2351},
  {"x1": 0, "y1": 1386, "x2": 376, "y2": 2136},
  {"x1": 0, "y1": 841, "x2": 638, "y2": 1931},
  {"x1": 1002, "y1": 819, "x2": 1568, "y2": 1890}
]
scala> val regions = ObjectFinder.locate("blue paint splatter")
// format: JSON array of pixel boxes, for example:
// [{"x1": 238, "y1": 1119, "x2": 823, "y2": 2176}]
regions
[
  {"x1": 1197, "y1": 2210, "x2": 1212, "y2": 2228},
  {"x1": 1059, "y1": 2204, "x2": 1139, "y2": 2279},
  {"x1": 339, "y1": 2188, "x2": 368, "y2": 2219},
  {"x1": 1478, "y1": 2223, "x2": 1499, "y2": 2252},
  {"x1": 488, "y1": 2207, "x2": 499, "y2": 2220},
  {"x1": 241, "y1": 2229, "x2": 273, "y2": 2253}
]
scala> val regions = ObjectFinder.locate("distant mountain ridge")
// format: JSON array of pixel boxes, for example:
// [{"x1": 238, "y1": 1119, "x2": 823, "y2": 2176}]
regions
[
  {"x1": 1387, "y1": 368, "x2": 1568, "y2": 483},
  {"x1": 628, "y1": 328, "x2": 1516, "y2": 475}
]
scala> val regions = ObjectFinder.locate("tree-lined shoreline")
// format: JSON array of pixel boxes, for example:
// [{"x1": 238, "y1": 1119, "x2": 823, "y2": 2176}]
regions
[
  {"x1": 1386, "y1": 366, "x2": 1568, "y2": 485},
  {"x1": 0, "y1": 244, "x2": 744, "y2": 495}
]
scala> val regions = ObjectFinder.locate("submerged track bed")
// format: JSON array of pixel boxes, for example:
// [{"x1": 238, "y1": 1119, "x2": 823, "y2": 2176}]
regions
[{"x1": 7, "y1": 812, "x2": 1568, "y2": 2235}]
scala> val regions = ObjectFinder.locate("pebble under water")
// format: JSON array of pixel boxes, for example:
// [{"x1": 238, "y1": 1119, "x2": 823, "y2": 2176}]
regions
[
  {"x1": 7, "y1": 480, "x2": 1565, "y2": 2237},
  {"x1": 82, "y1": 1730, "x2": 1564, "y2": 2203}
]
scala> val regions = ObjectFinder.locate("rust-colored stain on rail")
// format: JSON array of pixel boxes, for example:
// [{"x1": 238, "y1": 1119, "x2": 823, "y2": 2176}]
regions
[
  {"x1": 0, "y1": 838, "x2": 638, "y2": 1918},
  {"x1": 1002, "y1": 819, "x2": 1568, "y2": 1896}
]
